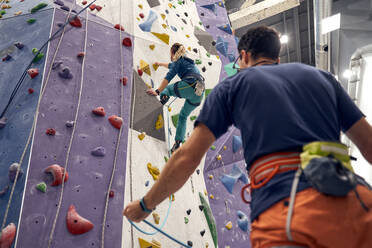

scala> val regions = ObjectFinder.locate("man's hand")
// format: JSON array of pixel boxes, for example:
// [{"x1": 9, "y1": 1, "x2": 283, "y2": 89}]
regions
[
  {"x1": 146, "y1": 88, "x2": 158, "y2": 96},
  {"x1": 123, "y1": 200, "x2": 150, "y2": 222}
]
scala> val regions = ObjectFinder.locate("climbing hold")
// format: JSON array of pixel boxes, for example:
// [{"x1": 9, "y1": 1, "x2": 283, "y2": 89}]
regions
[
  {"x1": 52, "y1": 61, "x2": 63, "y2": 69},
  {"x1": 171, "y1": 114, "x2": 179, "y2": 128},
  {"x1": 206, "y1": 53, "x2": 211, "y2": 58},
  {"x1": 138, "y1": 132, "x2": 146, "y2": 140},
  {"x1": 91, "y1": 146, "x2": 106, "y2": 157},
  {"x1": 164, "y1": 156, "x2": 168, "y2": 162},
  {"x1": 138, "y1": 238, "x2": 161, "y2": 248},
  {"x1": 227, "y1": 54, "x2": 235, "y2": 63},
  {"x1": 200, "y1": 229, "x2": 205, "y2": 236},
  {"x1": 208, "y1": 175, "x2": 213, "y2": 180},
  {"x1": 82, "y1": 0, "x2": 87, "y2": 4},
  {"x1": 14, "y1": 10, "x2": 22, "y2": 15},
  {"x1": 193, "y1": 48, "x2": 198, "y2": 53},
  {"x1": 201, "y1": 3, "x2": 216, "y2": 15},
  {"x1": 67, "y1": 205, "x2": 94, "y2": 235},
  {"x1": 204, "y1": 189, "x2": 208, "y2": 196},
  {"x1": 89, "y1": 4, "x2": 96, "y2": 10},
  {"x1": 216, "y1": 1, "x2": 225, "y2": 8},
  {"x1": 54, "y1": 0, "x2": 64, "y2": 6},
  {"x1": 139, "y1": 60, "x2": 151, "y2": 76},
  {"x1": 223, "y1": 145, "x2": 227, "y2": 150},
  {"x1": 195, "y1": 59, "x2": 202, "y2": 65},
  {"x1": 69, "y1": 16, "x2": 82, "y2": 28},
  {"x1": 32, "y1": 48, "x2": 44, "y2": 62},
  {"x1": 232, "y1": 135, "x2": 242, "y2": 153},
  {"x1": 187, "y1": 241, "x2": 193, "y2": 247},
  {"x1": 170, "y1": 26, "x2": 177, "y2": 32},
  {"x1": 66, "y1": 120, "x2": 74, "y2": 128},
  {"x1": 170, "y1": 194, "x2": 175, "y2": 201},
  {"x1": 27, "y1": 68, "x2": 39, "y2": 79},
  {"x1": 216, "y1": 154, "x2": 222, "y2": 160},
  {"x1": 28, "y1": 88, "x2": 34, "y2": 94},
  {"x1": 149, "y1": 44, "x2": 155, "y2": 50},
  {"x1": 208, "y1": 62, "x2": 212, "y2": 66},
  {"x1": 161, "y1": 24, "x2": 167, "y2": 29},
  {"x1": 210, "y1": 145, "x2": 216, "y2": 150},
  {"x1": 46, "y1": 128, "x2": 56, "y2": 135},
  {"x1": 77, "y1": 52, "x2": 85, "y2": 58},
  {"x1": 30, "y1": 3, "x2": 48, "y2": 13},
  {"x1": 2, "y1": 54, "x2": 11, "y2": 61},
  {"x1": 220, "y1": 164, "x2": 248, "y2": 193},
  {"x1": 139, "y1": 10, "x2": 157, "y2": 32},
  {"x1": 122, "y1": 37, "x2": 132, "y2": 47},
  {"x1": 114, "y1": 24, "x2": 124, "y2": 31},
  {"x1": 139, "y1": 13, "x2": 144, "y2": 19},
  {"x1": 145, "y1": 180, "x2": 149, "y2": 187},
  {"x1": 160, "y1": 13, "x2": 166, "y2": 20},
  {"x1": 36, "y1": 182, "x2": 47, "y2": 193},
  {"x1": 190, "y1": 115, "x2": 196, "y2": 121},
  {"x1": 120, "y1": 76, "x2": 128, "y2": 86},
  {"x1": 168, "y1": 107, "x2": 171, "y2": 112},
  {"x1": 152, "y1": 213, "x2": 160, "y2": 224},
  {"x1": 147, "y1": 163, "x2": 160, "y2": 181},
  {"x1": 155, "y1": 114, "x2": 163, "y2": 130},
  {"x1": 152, "y1": 63, "x2": 159, "y2": 71},
  {"x1": 217, "y1": 24, "x2": 233, "y2": 35},
  {"x1": 199, "y1": 193, "x2": 218, "y2": 248},
  {"x1": 237, "y1": 210, "x2": 248, "y2": 232},
  {"x1": 151, "y1": 32, "x2": 169, "y2": 45},
  {"x1": 202, "y1": 67, "x2": 206, "y2": 72},
  {"x1": 0, "y1": 223, "x2": 16, "y2": 248},
  {"x1": 14, "y1": 42, "x2": 24, "y2": 49},
  {"x1": 186, "y1": 34, "x2": 190, "y2": 38},
  {"x1": 45, "y1": 164, "x2": 68, "y2": 186},
  {"x1": 137, "y1": 68, "x2": 143, "y2": 76},
  {"x1": 186, "y1": 209, "x2": 191, "y2": 215},
  {"x1": 184, "y1": 217, "x2": 189, "y2": 224},
  {"x1": 198, "y1": 205, "x2": 204, "y2": 211},
  {"x1": 138, "y1": 4, "x2": 143, "y2": 9},
  {"x1": 0, "y1": 117, "x2": 8, "y2": 129},
  {"x1": 225, "y1": 221, "x2": 233, "y2": 230},
  {"x1": 92, "y1": 106, "x2": 105, "y2": 116},
  {"x1": 0, "y1": 185, "x2": 9, "y2": 196},
  {"x1": 108, "y1": 115, "x2": 123, "y2": 129},
  {"x1": 181, "y1": 18, "x2": 187, "y2": 25},
  {"x1": 215, "y1": 36, "x2": 229, "y2": 57},
  {"x1": 184, "y1": 12, "x2": 188, "y2": 17},
  {"x1": 109, "y1": 190, "x2": 114, "y2": 198},
  {"x1": 209, "y1": 194, "x2": 214, "y2": 199},
  {"x1": 8, "y1": 163, "x2": 23, "y2": 182},
  {"x1": 196, "y1": 169, "x2": 200, "y2": 175},
  {"x1": 58, "y1": 67, "x2": 73, "y2": 79},
  {"x1": 200, "y1": 12, "x2": 205, "y2": 16},
  {"x1": 95, "y1": 5, "x2": 102, "y2": 11}
]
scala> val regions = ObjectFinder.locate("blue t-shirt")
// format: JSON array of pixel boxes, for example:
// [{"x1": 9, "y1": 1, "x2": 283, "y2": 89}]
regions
[
  {"x1": 195, "y1": 63, "x2": 364, "y2": 221},
  {"x1": 165, "y1": 57, "x2": 200, "y2": 83}
]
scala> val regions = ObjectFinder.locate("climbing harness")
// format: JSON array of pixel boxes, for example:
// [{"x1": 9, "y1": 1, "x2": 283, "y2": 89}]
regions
[{"x1": 183, "y1": 72, "x2": 205, "y2": 97}]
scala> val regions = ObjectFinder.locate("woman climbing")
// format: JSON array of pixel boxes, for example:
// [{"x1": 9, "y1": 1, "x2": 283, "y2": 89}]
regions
[{"x1": 147, "y1": 43, "x2": 205, "y2": 154}]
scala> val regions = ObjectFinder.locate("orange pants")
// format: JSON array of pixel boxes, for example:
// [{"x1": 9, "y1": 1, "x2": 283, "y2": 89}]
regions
[{"x1": 251, "y1": 185, "x2": 372, "y2": 248}]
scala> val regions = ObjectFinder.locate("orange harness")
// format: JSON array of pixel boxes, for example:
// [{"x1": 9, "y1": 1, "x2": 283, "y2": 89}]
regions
[{"x1": 241, "y1": 152, "x2": 301, "y2": 204}]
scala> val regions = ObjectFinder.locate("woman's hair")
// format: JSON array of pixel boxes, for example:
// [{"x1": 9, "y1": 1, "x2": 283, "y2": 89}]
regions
[{"x1": 171, "y1": 43, "x2": 186, "y2": 61}]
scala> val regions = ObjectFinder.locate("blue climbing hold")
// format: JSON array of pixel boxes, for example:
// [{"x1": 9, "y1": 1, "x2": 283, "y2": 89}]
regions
[
  {"x1": 220, "y1": 164, "x2": 248, "y2": 193},
  {"x1": 201, "y1": 3, "x2": 217, "y2": 15},
  {"x1": 61, "y1": 5, "x2": 70, "y2": 11},
  {"x1": 139, "y1": 10, "x2": 158, "y2": 32},
  {"x1": 232, "y1": 135, "x2": 242, "y2": 153},
  {"x1": 91, "y1": 146, "x2": 106, "y2": 157},
  {"x1": 170, "y1": 26, "x2": 177, "y2": 32},
  {"x1": 215, "y1": 36, "x2": 228, "y2": 57},
  {"x1": 150, "y1": 79, "x2": 154, "y2": 88},
  {"x1": 227, "y1": 54, "x2": 235, "y2": 63},
  {"x1": 14, "y1": 42, "x2": 24, "y2": 49},
  {"x1": 236, "y1": 210, "x2": 248, "y2": 232},
  {"x1": 217, "y1": 24, "x2": 232, "y2": 35},
  {"x1": 54, "y1": 0, "x2": 64, "y2": 6}
]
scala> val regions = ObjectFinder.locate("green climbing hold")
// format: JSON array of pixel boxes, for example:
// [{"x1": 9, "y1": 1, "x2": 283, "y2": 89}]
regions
[
  {"x1": 205, "y1": 89, "x2": 212, "y2": 98},
  {"x1": 27, "y1": 18, "x2": 36, "y2": 24},
  {"x1": 206, "y1": 53, "x2": 211, "y2": 58},
  {"x1": 184, "y1": 217, "x2": 189, "y2": 224},
  {"x1": 171, "y1": 114, "x2": 179, "y2": 128},
  {"x1": 199, "y1": 192, "x2": 218, "y2": 248},
  {"x1": 195, "y1": 59, "x2": 202, "y2": 65},
  {"x1": 32, "y1": 48, "x2": 44, "y2": 62},
  {"x1": 190, "y1": 116, "x2": 197, "y2": 121},
  {"x1": 31, "y1": 3, "x2": 48, "y2": 13},
  {"x1": 199, "y1": 21, "x2": 202, "y2": 26},
  {"x1": 164, "y1": 156, "x2": 168, "y2": 162},
  {"x1": 210, "y1": 145, "x2": 216, "y2": 150},
  {"x1": 0, "y1": 10, "x2": 6, "y2": 15},
  {"x1": 36, "y1": 182, "x2": 47, "y2": 193},
  {"x1": 178, "y1": 0, "x2": 183, "y2": 4}
]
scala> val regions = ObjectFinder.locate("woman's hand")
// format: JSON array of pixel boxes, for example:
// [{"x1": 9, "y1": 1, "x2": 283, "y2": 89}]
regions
[
  {"x1": 154, "y1": 62, "x2": 160, "y2": 66},
  {"x1": 146, "y1": 88, "x2": 158, "y2": 96},
  {"x1": 123, "y1": 200, "x2": 150, "y2": 223}
]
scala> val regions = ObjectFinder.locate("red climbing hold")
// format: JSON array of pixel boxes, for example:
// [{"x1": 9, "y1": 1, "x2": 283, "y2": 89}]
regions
[
  {"x1": 46, "y1": 128, "x2": 56, "y2": 136},
  {"x1": 89, "y1": 4, "x2": 96, "y2": 10},
  {"x1": 77, "y1": 52, "x2": 85, "y2": 58},
  {"x1": 95, "y1": 5, "x2": 102, "y2": 11},
  {"x1": 109, "y1": 190, "x2": 114, "y2": 198},
  {"x1": 120, "y1": 77, "x2": 128, "y2": 86},
  {"x1": 69, "y1": 16, "x2": 82, "y2": 28},
  {"x1": 114, "y1": 24, "x2": 124, "y2": 31},
  {"x1": 82, "y1": 0, "x2": 87, "y2": 4},
  {"x1": 108, "y1": 115, "x2": 123, "y2": 129},
  {"x1": 139, "y1": 13, "x2": 145, "y2": 19},
  {"x1": 27, "y1": 68, "x2": 39, "y2": 79},
  {"x1": 122, "y1": 37, "x2": 132, "y2": 47},
  {"x1": 66, "y1": 205, "x2": 94, "y2": 235},
  {"x1": 28, "y1": 88, "x2": 34, "y2": 94},
  {"x1": 92, "y1": 107, "x2": 105, "y2": 116},
  {"x1": 137, "y1": 69, "x2": 143, "y2": 76},
  {"x1": 45, "y1": 164, "x2": 68, "y2": 186},
  {"x1": 0, "y1": 223, "x2": 16, "y2": 248}
]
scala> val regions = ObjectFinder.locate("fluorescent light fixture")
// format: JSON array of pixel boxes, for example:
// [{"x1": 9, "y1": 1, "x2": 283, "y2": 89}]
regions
[
  {"x1": 343, "y1": 69, "x2": 352, "y2": 79},
  {"x1": 321, "y1": 13, "x2": 341, "y2": 35},
  {"x1": 280, "y1": 35, "x2": 289, "y2": 44}
]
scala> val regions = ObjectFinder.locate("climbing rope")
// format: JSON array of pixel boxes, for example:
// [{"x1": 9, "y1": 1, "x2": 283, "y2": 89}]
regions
[{"x1": 47, "y1": 9, "x2": 89, "y2": 248}]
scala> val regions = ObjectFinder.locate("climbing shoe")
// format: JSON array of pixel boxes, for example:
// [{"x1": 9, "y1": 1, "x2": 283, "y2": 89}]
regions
[
  {"x1": 171, "y1": 140, "x2": 182, "y2": 154},
  {"x1": 160, "y1": 95, "x2": 170, "y2": 105}
]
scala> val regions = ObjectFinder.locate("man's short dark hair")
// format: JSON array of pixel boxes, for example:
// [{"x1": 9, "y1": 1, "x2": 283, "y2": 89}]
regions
[{"x1": 238, "y1": 26, "x2": 281, "y2": 60}]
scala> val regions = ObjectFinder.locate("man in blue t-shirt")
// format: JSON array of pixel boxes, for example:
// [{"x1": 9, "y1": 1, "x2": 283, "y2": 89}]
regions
[{"x1": 124, "y1": 26, "x2": 372, "y2": 247}]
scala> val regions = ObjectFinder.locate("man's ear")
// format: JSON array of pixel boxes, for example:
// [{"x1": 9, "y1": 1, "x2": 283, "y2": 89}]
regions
[
  {"x1": 244, "y1": 51, "x2": 251, "y2": 64},
  {"x1": 277, "y1": 58, "x2": 280, "y2": 64}
]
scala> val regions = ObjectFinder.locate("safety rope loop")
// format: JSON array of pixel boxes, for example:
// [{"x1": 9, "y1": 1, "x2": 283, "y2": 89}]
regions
[
  {"x1": 241, "y1": 183, "x2": 251, "y2": 204},
  {"x1": 251, "y1": 164, "x2": 281, "y2": 189}
]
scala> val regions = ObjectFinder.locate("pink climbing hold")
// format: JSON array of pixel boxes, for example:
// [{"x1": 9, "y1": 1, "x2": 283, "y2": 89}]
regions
[
  {"x1": 46, "y1": 128, "x2": 56, "y2": 136},
  {"x1": 45, "y1": 164, "x2": 68, "y2": 186},
  {"x1": 108, "y1": 115, "x2": 123, "y2": 129},
  {"x1": 139, "y1": 13, "x2": 145, "y2": 19},
  {"x1": 89, "y1": 4, "x2": 96, "y2": 10},
  {"x1": 28, "y1": 88, "x2": 34, "y2": 94},
  {"x1": 82, "y1": 0, "x2": 87, "y2": 4},
  {"x1": 120, "y1": 76, "x2": 128, "y2": 86},
  {"x1": 92, "y1": 107, "x2": 105, "y2": 116},
  {"x1": 69, "y1": 16, "x2": 82, "y2": 28},
  {"x1": 122, "y1": 37, "x2": 132, "y2": 47},
  {"x1": 27, "y1": 68, "x2": 39, "y2": 79},
  {"x1": 114, "y1": 24, "x2": 124, "y2": 31},
  {"x1": 137, "y1": 69, "x2": 143, "y2": 76},
  {"x1": 95, "y1": 5, "x2": 102, "y2": 11},
  {"x1": 0, "y1": 223, "x2": 16, "y2": 248},
  {"x1": 66, "y1": 205, "x2": 94, "y2": 235}
]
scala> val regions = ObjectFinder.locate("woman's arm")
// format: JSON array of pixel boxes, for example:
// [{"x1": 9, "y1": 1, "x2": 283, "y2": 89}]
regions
[
  {"x1": 157, "y1": 78, "x2": 169, "y2": 92},
  {"x1": 155, "y1": 62, "x2": 169, "y2": 68}
]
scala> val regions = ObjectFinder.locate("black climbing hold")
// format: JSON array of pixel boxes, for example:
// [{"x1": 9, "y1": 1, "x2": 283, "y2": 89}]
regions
[
  {"x1": 201, "y1": 67, "x2": 206, "y2": 72},
  {"x1": 211, "y1": 41, "x2": 216, "y2": 46},
  {"x1": 165, "y1": 9, "x2": 169, "y2": 14},
  {"x1": 2, "y1": 54, "x2": 12, "y2": 61},
  {"x1": 56, "y1": 22, "x2": 63, "y2": 27},
  {"x1": 61, "y1": 5, "x2": 70, "y2": 11},
  {"x1": 66, "y1": 121, "x2": 74, "y2": 128},
  {"x1": 91, "y1": 146, "x2": 106, "y2": 157},
  {"x1": 206, "y1": 25, "x2": 210, "y2": 29},
  {"x1": 58, "y1": 67, "x2": 73, "y2": 79},
  {"x1": 186, "y1": 209, "x2": 191, "y2": 215},
  {"x1": 14, "y1": 42, "x2": 24, "y2": 49},
  {"x1": 198, "y1": 205, "x2": 204, "y2": 211},
  {"x1": 200, "y1": 229, "x2": 205, "y2": 236},
  {"x1": 176, "y1": 13, "x2": 180, "y2": 17},
  {"x1": 193, "y1": 48, "x2": 198, "y2": 53},
  {"x1": 208, "y1": 62, "x2": 212, "y2": 66},
  {"x1": 71, "y1": 9, "x2": 77, "y2": 13},
  {"x1": 0, "y1": 117, "x2": 7, "y2": 129},
  {"x1": 200, "y1": 13, "x2": 204, "y2": 16},
  {"x1": 181, "y1": 18, "x2": 187, "y2": 24},
  {"x1": 196, "y1": 169, "x2": 200, "y2": 175},
  {"x1": 184, "y1": 12, "x2": 188, "y2": 17},
  {"x1": 52, "y1": 61, "x2": 62, "y2": 69},
  {"x1": 187, "y1": 241, "x2": 193, "y2": 247},
  {"x1": 54, "y1": 0, "x2": 64, "y2": 6}
]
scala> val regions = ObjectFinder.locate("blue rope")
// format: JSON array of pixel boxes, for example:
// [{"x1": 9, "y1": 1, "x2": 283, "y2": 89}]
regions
[{"x1": 165, "y1": 97, "x2": 177, "y2": 157}]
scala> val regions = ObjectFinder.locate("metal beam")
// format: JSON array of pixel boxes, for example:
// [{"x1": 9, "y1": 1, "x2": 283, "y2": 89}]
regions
[
  {"x1": 293, "y1": 6, "x2": 302, "y2": 62},
  {"x1": 229, "y1": 0, "x2": 300, "y2": 30}
]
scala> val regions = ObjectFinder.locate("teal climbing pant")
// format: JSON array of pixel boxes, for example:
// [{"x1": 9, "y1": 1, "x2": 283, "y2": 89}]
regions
[{"x1": 161, "y1": 81, "x2": 203, "y2": 142}]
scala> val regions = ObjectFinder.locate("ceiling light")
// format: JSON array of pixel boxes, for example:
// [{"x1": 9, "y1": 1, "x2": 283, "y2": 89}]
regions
[
  {"x1": 343, "y1": 69, "x2": 352, "y2": 79},
  {"x1": 280, "y1": 34, "x2": 288, "y2": 44}
]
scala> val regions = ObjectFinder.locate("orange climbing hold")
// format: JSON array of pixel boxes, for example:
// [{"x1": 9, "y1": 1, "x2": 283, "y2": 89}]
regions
[
  {"x1": 45, "y1": 164, "x2": 68, "y2": 186},
  {"x1": 45, "y1": 128, "x2": 56, "y2": 136},
  {"x1": 77, "y1": 52, "x2": 85, "y2": 58},
  {"x1": 122, "y1": 37, "x2": 132, "y2": 47},
  {"x1": 27, "y1": 68, "x2": 39, "y2": 79},
  {"x1": 92, "y1": 106, "x2": 106, "y2": 116},
  {"x1": 89, "y1": 4, "x2": 96, "y2": 10},
  {"x1": 95, "y1": 5, "x2": 102, "y2": 11},
  {"x1": 66, "y1": 205, "x2": 94, "y2": 235},
  {"x1": 69, "y1": 16, "x2": 82, "y2": 28},
  {"x1": 114, "y1": 24, "x2": 124, "y2": 31},
  {"x1": 0, "y1": 223, "x2": 16, "y2": 248},
  {"x1": 108, "y1": 115, "x2": 123, "y2": 129}
]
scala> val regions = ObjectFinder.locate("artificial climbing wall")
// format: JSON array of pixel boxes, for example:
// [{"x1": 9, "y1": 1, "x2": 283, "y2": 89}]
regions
[{"x1": 0, "y1": 0, "x2": 250, "y2": 247}]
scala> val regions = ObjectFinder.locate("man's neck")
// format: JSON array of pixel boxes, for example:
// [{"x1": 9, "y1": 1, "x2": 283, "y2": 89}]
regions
[{"x1": 249, "y1": 58, "x2": 277, "y2": 67}]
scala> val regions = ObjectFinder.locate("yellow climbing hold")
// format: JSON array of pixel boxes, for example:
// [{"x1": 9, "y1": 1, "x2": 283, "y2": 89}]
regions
[
  {"x1": 161, "y1": 13, "x2": 166, "y2": 20},
  {"x1": 153, "y1": 63, "x2": 159, "y2": 71},
  {"x1": 152, "y1": 239, "x2": 161, "y2": 247},
  {"x1": 139, "y1": 60, "x2": 151, "y2": 76},
  {"x1": 147, "y1": 163, "x2": 160, "y2": 181},
  {"x1": 216, "y1": 55, "x2": 220, "y2": 59},
  {"x1": 138, "y1": 4, "x2": 143, "y2": 9},
  {"x1": 168, "y1": 107, "x2": 172, "y2": 112},
  {"x1": 155, "y1": 114, "x2": 164, "y2": 130},
  {"x1": 138, "y1": 132, "x2": 146, "y2": 140},
  {"x1": 223, "y1": 145, "x2": 227, "y2": 150},
  {"x1": 162, "y1": 23, "x2": 167, "y2": 29},
  {"x1": 151, "y1": 32, "x2": 170, "y2": 45},
  {"x1": 149, "y1": 44, "x2": 155, "y2": 50},
  {"x1": 14, "y1": 11, "x2": 22, "y2": 16},
  {"x1": 186, "y1": 34, "x2": 190, "y2": 38},
  {"x1": 169, "y1": 194, "x2": 175, "y2": 201},
  {"x1": 152, "y1": 212, "x2": 160, "y2": 224},
  {"x1": 208, "y1": 175, "x2": 213, "y2": 180},
  {"x1": 204, "y1": 189, "x2": 208, "y2": 196},
  {"x1": 136, "y1": 17, "x2": 140, "y2": 21},
  {"x1": 216, "y1": 154, "x2": 222, "y2": 160},
  {"x1": 168, "y1": 3, "x2": 172, "y2": 8},
  {"x1": 225, "y1": 221, "x2": 233, "y2": 230},
  {"x1": 138, "y1": 238, "x2": 161, "y2": 248},
  {"x1": 187, "y1": 46, "x2": 191, "y2": 51},
  {"x1": 209, "y1": 194, "x2": 214, "y2": 199},
  {"x1": 206, "y1": 242, "x2": 209, "y2": 248}
]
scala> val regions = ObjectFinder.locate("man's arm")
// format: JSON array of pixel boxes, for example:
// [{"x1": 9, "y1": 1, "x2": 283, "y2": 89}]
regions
[
  {"x1": 123, "y1": 123, "x2": 215, "y2": 222},
  {"x1": 346, "y1": 117, "x2": 372, "y2": 164}
]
